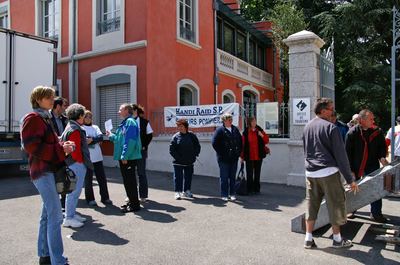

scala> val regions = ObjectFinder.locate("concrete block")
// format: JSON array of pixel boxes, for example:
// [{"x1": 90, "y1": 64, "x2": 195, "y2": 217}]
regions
[{"x1": 291, "y1": 163, "x2": 400, "y2": 233}]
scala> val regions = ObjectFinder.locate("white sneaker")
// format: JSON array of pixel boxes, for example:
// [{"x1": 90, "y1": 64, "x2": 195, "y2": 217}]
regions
[
  {"x1": 183, "y1": 190, "x2": 193, "y2": 198},
  {"x1": 230, "y1": 196, "x2": 237, "y2": 201},
  {"x1": 139, "y1": 197, "x2": 147, "y2": 203},
  {"x1": 175, "y1": 192, "x2": 181, "y2": 200},
  {"x1": 73, "y1": 214, "x2": 87, "y2": 223},
  {"x1": 221, "y1": 197, "x2": 229, "y2": 201},
  {"x1": 63, "y1": 218, "x2": 84, "y2": 228}
]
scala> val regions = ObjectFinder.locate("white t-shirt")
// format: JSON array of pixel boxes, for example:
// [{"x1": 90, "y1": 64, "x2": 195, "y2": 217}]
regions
[
  {"x1": 82, "y1": 124, "x2": 103, "y2": 163},
  {"x1": 386, "y1": 125, "x2": 400, "y2": 156},
  {"x1": 135, "y1": 117, "x2": 154, "y2": 134},
  {"x1": 305, "y1": 167, "x2": 339, "y2": 178}
]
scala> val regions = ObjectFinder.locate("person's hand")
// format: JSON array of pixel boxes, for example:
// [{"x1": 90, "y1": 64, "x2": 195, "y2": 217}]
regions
[
  {"x1": 62, "y1": 141, "x2": 75, "y2": 155},
  {"x1": 258, "y1": 131, "x2": 263, "y2": 137},
  {"x1": 380, "y1": 157, "x2": 389, "y2": 166},
  {"x1": 86, "y1": 137, "x2": 93, "y2": 145},
  {"x1": 121, "y1": 160, "x2": 127, "y2": 165},
  {"x1": 350, "y1": 181, "x2": 359, "y2": 194},
  {"x1": 106, "y1": 130, "x2": 111, "y2": 136}
]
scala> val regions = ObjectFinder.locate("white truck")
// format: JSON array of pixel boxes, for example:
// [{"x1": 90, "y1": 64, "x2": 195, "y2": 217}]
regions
[{"x1": 0, "y1": 28, "x2": 57, "y2": 173}]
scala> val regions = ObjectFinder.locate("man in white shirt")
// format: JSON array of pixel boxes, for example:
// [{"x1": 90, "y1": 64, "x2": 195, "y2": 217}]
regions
[{"x1": 386, "y1": 116, "x2": 400, "y2": 162}]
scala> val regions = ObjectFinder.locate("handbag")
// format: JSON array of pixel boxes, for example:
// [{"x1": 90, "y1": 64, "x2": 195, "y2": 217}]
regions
[
  {"x1": 235, "y1": 162, "x2": 248, "y2": 196},
  {"x1": 55, "y1": 164, "x2": 77, "y2": 195}
]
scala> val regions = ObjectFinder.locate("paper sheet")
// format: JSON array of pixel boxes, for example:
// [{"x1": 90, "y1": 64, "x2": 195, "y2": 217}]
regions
[{"x1": 105, "y1": 119, "x2": 113, "y2": 132}]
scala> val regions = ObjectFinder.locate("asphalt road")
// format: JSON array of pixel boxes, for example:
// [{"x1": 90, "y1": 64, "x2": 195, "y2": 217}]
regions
[{"x1": 0, "y1": 167, "x2": 399, "y2": 265}]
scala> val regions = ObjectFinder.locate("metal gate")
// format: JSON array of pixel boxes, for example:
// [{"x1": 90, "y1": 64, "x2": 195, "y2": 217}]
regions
[{"x1": 320, "y1": 41, "x2": 335, "y2": 101}]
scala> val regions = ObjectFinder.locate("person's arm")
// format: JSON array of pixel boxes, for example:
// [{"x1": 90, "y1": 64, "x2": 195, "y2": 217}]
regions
[
  {"x1": 212, "y1": 128, "x2": 222, "y2": 154},
  {"x1": 169, "y1": 135, "x2": 182, "y2": 161},
  {"x1": 68, "y1": 130, "x2": 82, "y2": 162},
  {"x1": 344, "y1": 130, "x2": 354, "y2": 173},
  {"x1": 121, "y1": 121, "x2": 138, "y2": 160},
  {"x1": 240, "y1": 134, "x2": 245, "y2": 160},
  {"x1": 191, "y1": 133, "x2": 201, "y2": 157},
  {"x1": 378, "y1": 131, "x2": 389, "y2": 165},
  {"x1": 21, "y1": 115, "x2": 64, "y2": 162},
  {"x1": 261, "y1": 130, "x2": 269, "y2": 145}
]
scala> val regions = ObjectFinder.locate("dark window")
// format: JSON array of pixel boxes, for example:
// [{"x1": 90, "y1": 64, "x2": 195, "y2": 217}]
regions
[
  {"x1": 223, "y1": 24, "x2": 234, "y2": 54},
  {"x1": 217, "y1": 18, "x2": 222, "y2": 49},
  {"x1": 249, "y1": 40, "x2": 255, "y2": 65},
  {"x1": 180, "y1": 86, "x2": 194, "y2": 106},
  {"x1": 237, "y1": 32, "x2": 246, "y2": 60}
]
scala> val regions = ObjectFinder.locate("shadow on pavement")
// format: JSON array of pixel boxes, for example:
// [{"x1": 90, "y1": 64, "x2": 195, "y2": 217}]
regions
[
  {"x1": 311, "y1": 217, "x2": 400, "y2": 264},
  {"x1": 66, "y1": 218, "x2": 129, "y2": 246},
  {"x1": 0, "y1": 174, "x2": 37, "y2": 200},
  {"x1": 320, "y1": 248, "x2": 398, "y2": 265},
  {"x1": 134, "y1": 200, "x2": 185, "y2": 223}
]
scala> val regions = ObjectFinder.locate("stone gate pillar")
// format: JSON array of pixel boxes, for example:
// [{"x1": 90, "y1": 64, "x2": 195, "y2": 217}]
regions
[{"x1": 283, "y1": 30, "x2": 325, "y2": 186}]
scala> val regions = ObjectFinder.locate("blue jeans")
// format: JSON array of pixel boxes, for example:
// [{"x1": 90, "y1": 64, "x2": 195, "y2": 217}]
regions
[
  {"x1": 218, "y1": 160, "x2": 238, "y2": 197},
  {"x1": 33, "y1": 172, "x2": 67, "y2": 265},
  {"x1": 65, "y1": 162, "x2": 86, "y2": 219},
  {"x1": 173, "y1": 165, "x2": 193, "y2": 192}
]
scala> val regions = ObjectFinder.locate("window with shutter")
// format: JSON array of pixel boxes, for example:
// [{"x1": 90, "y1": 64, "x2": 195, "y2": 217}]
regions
[{"x1": 98, "y1": 83, "x2": 130, "y2": 132}]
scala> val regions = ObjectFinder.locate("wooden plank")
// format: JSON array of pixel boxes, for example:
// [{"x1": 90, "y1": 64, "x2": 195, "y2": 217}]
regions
[{"x1": 291, "y1": 162, "x2": 400, "y2": 233}]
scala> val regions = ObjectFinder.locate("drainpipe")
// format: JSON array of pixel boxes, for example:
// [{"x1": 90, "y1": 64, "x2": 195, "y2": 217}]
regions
[
  {"x1": 273, "y1": 45, "x2": 277, "y2": 102},
  {"x1": 71, "y1": 0, "x2": 77, "y2": 102},
  {"x1": 213, "y1": 0, "x2": 219, "y2": 104}
]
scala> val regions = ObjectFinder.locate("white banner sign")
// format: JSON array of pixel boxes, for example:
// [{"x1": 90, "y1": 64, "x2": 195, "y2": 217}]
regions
[
  {"x1": 292, "y1": 98, "x2": 311, "y2": 125},
  {"x1": 164, "y1": 103, "x2": 240, "y2": 128},
  {"x1": 256, "y1": 102, "x2": 279, "y2": 134}
]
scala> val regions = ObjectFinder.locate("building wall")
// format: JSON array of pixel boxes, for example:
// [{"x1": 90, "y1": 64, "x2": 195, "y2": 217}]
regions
[
  {"x1": 9, "y1": 0, "x2": 35, "y2": 34},
  {"x1": 142, "y1": 137, "x2": 291, "y2": 186},
  {"x1": 61, "y1": 0, "x2": 69, "y2": 57},
  {"x1": 146, "y1": 0, "x2": 215, "y2": 113}
]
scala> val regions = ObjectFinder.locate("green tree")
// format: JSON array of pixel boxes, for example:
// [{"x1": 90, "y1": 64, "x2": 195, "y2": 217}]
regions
[
  {"x1": 314, "y1": 0, "x2": 393, "y2": 130},
  {"x1": 240, "y1": 0, "x2": 277, "y2": 22},
  {"x1": 267, "y1": 1, "x2": 308, "y2": 103}
]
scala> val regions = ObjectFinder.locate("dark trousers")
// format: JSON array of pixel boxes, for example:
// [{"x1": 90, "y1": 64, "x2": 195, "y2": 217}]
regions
[
  {"x1": 136, "y1": 150, "x2": 148, "y2": 198},
  {"x1": 173, "y1": 165, "x2": 193, "y2": 192},
  {"x1": 218, "y1": 160, "x2": 238, "y2": 197},
  {"x1": 60, "y1": 194, "x2": 66, "y2": 210},
  {"x1": 85, "y1": 161, "x2": 110, "y2": 202},
  {"x1": 245, "y1": 160, "x2": 262, "y2": 193},
  {"x1": 356, "y1": 172, "x2": 382, "y2": 216},
  {"x1": 371, "y1": 199, "x2": 383, "y2": 216},
  {"x1": 119, "y1": 160, "x2": 139, "y2": 206}
]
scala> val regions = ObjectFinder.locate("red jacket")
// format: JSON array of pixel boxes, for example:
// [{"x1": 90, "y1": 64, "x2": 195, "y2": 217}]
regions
[
  {"x1": 241, "y1": 126, "x2": 269, "y2": 161},
  {"x1": 21, "y1": 112, "x2": 66, "y2": 180}
]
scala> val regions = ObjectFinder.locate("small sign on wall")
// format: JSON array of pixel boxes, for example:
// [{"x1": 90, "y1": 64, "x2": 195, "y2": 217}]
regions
[
  {"x1": 292, "y1": 98, "x2": 310, "y2": 125},
  {"x1": 256, "y1": 102, "x2": 279, "y2": 134}
]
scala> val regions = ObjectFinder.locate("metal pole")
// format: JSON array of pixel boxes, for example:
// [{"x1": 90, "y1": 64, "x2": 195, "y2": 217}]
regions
[{"x1": 391, "y1": 6, "x2": 397, "y2": 160}]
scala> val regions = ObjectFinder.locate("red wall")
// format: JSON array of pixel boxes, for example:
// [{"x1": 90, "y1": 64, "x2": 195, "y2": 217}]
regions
[
  {"x1": 76, "y1": 49, "x2": 147, "y2": 110},
  {"x1": 77, "y1": 0, "x2": 92, "y2": 53},
  {"x1": 125, "y1": 0, "x2": 147, "y2": 43},
  {"x1": 61, "y1": 0, "x2": 69, "y2": 57},
  {"x1": 9, "y1": 0, "x2": 35, "y2": 34},
  {"x1": 146, "y1": 0, "x2": 215, "y2": 113}
]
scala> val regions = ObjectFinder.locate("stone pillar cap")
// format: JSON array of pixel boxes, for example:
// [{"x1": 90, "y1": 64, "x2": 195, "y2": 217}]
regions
[{"x1": 283, "y1": 30, "x2": 325, "y2": 48}]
